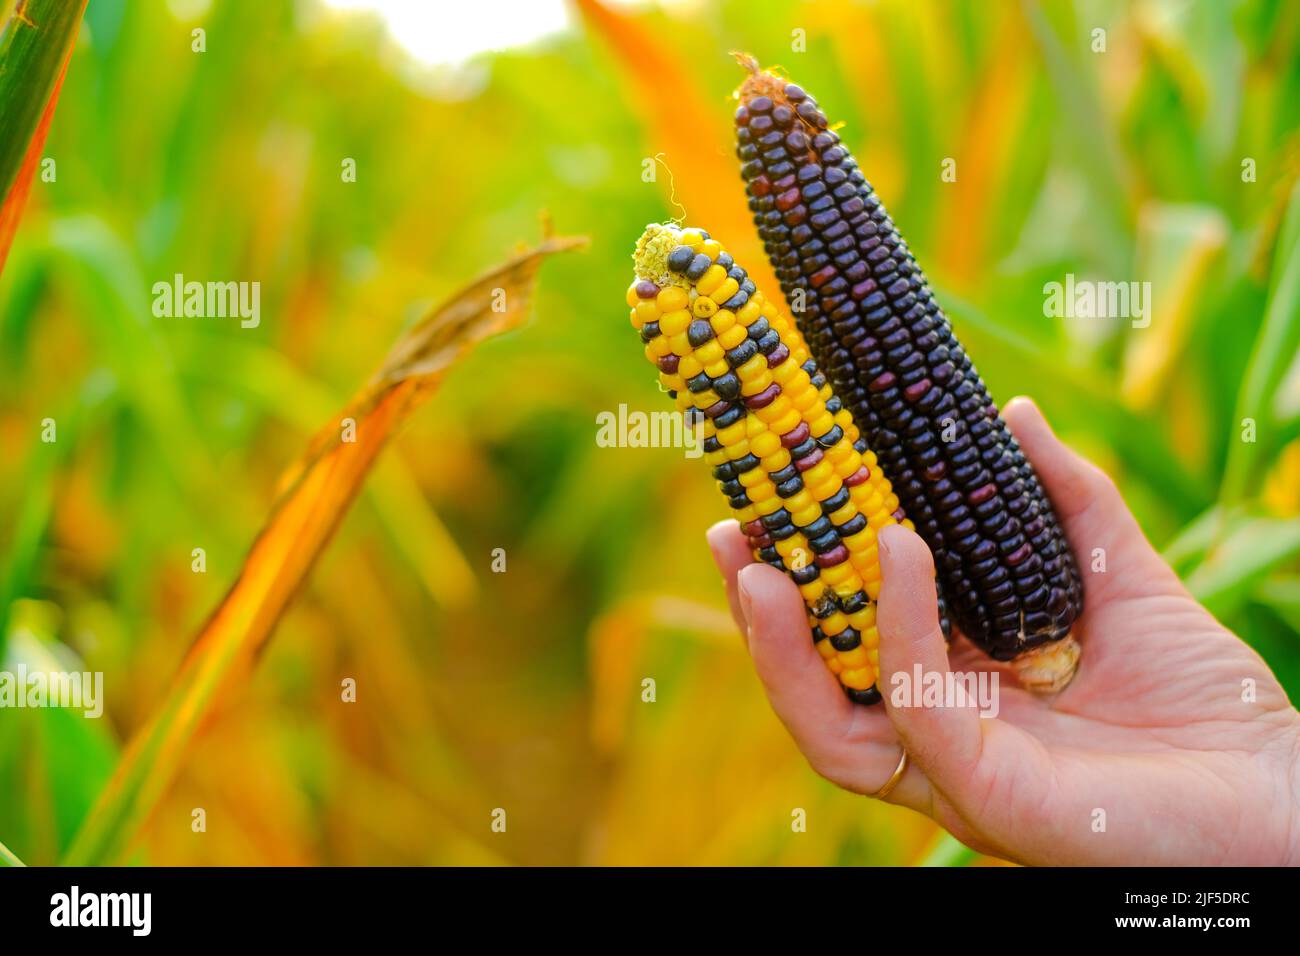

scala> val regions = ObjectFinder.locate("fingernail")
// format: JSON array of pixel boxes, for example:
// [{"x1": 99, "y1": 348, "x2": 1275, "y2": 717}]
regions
[
  {"x1": 878, "y1": 523, "x2": 899, "y2": 560},
  {"x1": 737, "y1": 567, "x2": 755, "y2": 627}
]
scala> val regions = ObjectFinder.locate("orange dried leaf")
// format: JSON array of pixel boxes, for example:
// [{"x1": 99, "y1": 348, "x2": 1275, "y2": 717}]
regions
[{"x1": 63, "y1": 235, "x2": 585, "y2": 865}]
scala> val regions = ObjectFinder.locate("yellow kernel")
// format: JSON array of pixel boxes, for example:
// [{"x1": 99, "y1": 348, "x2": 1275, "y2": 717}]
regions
[
  {"x1": 704, "y1": 360, "x2": 729, "y2": 378},
  {"x1": 808, "y1": 477, "x2": 840, "y2": 502},
  {"x1": 656, "y1": 286, "x2": 688, "y2": 312},
  {"x1": 715, "y1": 418, "x2": 745, "y2": 442},
  {"x1": 843, "y1": 527, "x2": 874, "y2": 551},
  {"x1": 711, "y1": 309, "x2": 736, "y2": 334},
  {"x1": 736, "y1": 300, "x2": 762, "y2": 326},
  {"x1": 828, "y1": 502, "x2": 857, "y2": 526},
  {"x1": 791, "y1": 388, "x2": 820, "y2": 412},
  {"x1": 734, "y1": 505, "x2": 758, "y2": 523},
  {"x1": 841, "y1": 667, "x2": 874, "y2": 691},
  {"x1": 741, "y1": 371, "x2": 774, "y2": 396},
  {"x1": 838, "y1": 645, "x2": 869, "y2": 668},
  {"x1": 784, "y1": 490, "x2": 814, "y2": 514},
  {"x1": 676, "y1": 355, "x2": 702, "y2": 378},
  {"x1": 753, "y1": 495, "x2": 782, "y2": 516},
  {"x1": 736, "y1": 354, "x2": 767, "y2": 380},
  {"x1": 750, "y1": 432, "x2": 781, "y2": 457},
  {"x1": 737, "y1": 468, "x2": 768, "y2": 488},
  {"x1": 753, "y1": 396, "x2": 790, "y2": 422},
  {"x1": 848, "y1": 612, "x2": 876, "y2": 636},
  {"x1": 748, "y1": 482, "x2": 776, "y2": 503},
  {"x1": 772, "y1": 360, "x2": 799, "y2": 384},
  {"x1": 668, "y1": 332, "x2": 692, "y2": 356},
  {"x1": 821, "y1": 612, "x2": 848, "y2": 636},
  {"x1": 630, "y1": 308, "x2": 643, "y2": 330},
  {"x1": 693, "y1": 296, "x2": 719, "y2": 319},
  {"x1": 699, "y1": 239, "x2": 723, "y2": 260},
  {"x1": 625, "y1": 284, "x2": 641, "y2": 308},
  {"x1": 803, "y1": 461, "x2": 834, "y2": 487},
  {"x1": 774, "y1": 536, "x2": 802, "y2": 559},
  {"x1": 718, "y1": 324, "x2": 747, "y2": 349},
  {"x1": 658, "y1": 372, "x2": 684, "y2": 392},
  {"x1": 725, "y1": 440, "x2": 752, "y2": 461},
  {"x1": 694, "y1": 341, "x2": 724, "y2": 366},
  {"x1": 807, "y1": 411, "x2": 835, "y2": 436},
  {"x1": 816, "y1": 637, "x2": 837, "y2": 660},
  {"x1": 771, "y1": 409, "x2": 802, "y2": 434},
  {"x1": 709, "y1": 277, "x2": 739, "y2": 304},
  {"x1": 760, "y1": 450, "x2": 791, "y2": 472},
  {"x1": 821, "y1": 564, "x2": 856, "y2": 588},
  {"x1": 791, "y1": 508, "x2": 821, "y2": 529},
  {"x1": 695, "y1": 265, "x2": 727, "y2": 297},
  {"x1": 831, "y1": 459, "x2": 858, "y2": 482},
  {"x1": 659, "y1": 309, "x2": 690, "y2": 336}
]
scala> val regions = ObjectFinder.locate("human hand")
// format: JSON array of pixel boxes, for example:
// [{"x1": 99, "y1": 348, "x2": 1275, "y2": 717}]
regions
[{"x1": 707, "y1": 396, "x2": 1300, "y2": 865}]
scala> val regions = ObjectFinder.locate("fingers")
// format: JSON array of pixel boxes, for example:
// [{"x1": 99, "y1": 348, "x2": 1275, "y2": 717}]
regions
[
  {"x1": 736, "y1": 562, "x2": 860, "y2": 750},
  {"x1": 706, "y1": 520, "x2": 756, "y2": 642},
  {"x1": 876, "y1": 523, "x2": 987, "y2": 793},
  {"x1": 1002, "y1": 397, "x2": 1181, "y2": 600},
  {"x1": 712, "y1": 525, "x2": 933, "y2": 807}
]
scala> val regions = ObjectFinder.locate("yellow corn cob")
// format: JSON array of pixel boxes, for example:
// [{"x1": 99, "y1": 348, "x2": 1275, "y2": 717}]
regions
[{"x1": 627, "y1": 222, "x2": 917, "y2": 704}]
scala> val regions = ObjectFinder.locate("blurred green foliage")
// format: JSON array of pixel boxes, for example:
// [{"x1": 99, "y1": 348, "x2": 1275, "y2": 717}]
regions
[{"x1": 0, "y1": 0, "x2": 1297, "y2": 866}]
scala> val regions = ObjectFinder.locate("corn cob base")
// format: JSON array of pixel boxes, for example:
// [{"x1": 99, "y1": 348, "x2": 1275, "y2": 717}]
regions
[
  {"x1": 734, "y1": 61, "x2": 1083, "y2": 679},
  {"x1": 628, "y1": 223, "x2": 950, "y2": 703}
]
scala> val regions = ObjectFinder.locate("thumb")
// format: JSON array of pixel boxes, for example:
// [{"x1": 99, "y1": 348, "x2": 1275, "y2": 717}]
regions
[{"x1": 875, "y1": 523, "x2": 986, "y2": 793}]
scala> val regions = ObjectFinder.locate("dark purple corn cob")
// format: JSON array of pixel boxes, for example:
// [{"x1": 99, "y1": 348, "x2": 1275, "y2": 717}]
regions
[{"x1": 733, "y1": 64, "x2": 1083, "y2": 665}]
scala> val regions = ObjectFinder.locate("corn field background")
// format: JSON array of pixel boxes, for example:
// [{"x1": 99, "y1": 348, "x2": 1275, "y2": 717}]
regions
[{"x1": 1, "y1": 0, "x2": 1298, "y2": 866}]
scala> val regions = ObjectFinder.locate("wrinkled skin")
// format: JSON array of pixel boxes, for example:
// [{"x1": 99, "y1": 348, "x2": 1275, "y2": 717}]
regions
[{"x1": 708, "y1": 397, "x2": 1300, "y2": 865}]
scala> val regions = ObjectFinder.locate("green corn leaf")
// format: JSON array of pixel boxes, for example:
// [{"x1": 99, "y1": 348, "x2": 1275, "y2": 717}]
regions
[
  {"x1": 0, "y1": 834, "x2": 24, "y2": 866},
  {"x1": 1254, "y1": 575, "x2": 1300, "y2": 635},
  {"x1": 1220, "y1": 181, "x2": 1300, "y2": 503},
  {"x1": 1184, "y1": 516, "x2": 1300, "y2": 616},
  {"x1": 0, "y1": 0, "x2": 88, "y2": 273}
]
